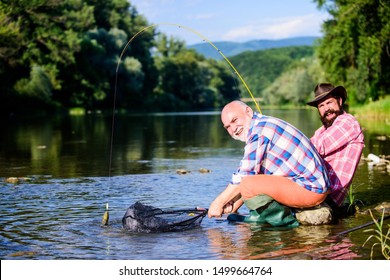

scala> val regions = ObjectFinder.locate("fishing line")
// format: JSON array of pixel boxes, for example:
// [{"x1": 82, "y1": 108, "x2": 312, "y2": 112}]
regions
[
  {"x1": 114, "y1": 22, "x2": 262, "y2": 113},
  {"x1": 230, "y1": 69, "x2": 242, "y2": 98},
  {"x1": 104, "y1": 23, "x2": 262, "y2": 225}
]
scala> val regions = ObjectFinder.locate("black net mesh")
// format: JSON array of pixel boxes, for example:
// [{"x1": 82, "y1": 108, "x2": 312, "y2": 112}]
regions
[{"x1": 122, "y1": 201, "x2": 207, "y2": 233}]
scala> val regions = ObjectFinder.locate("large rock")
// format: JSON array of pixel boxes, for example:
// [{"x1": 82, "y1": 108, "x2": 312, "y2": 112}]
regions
[{"x1": 295, "y1": 203, "x2": 333, "y2": 225}]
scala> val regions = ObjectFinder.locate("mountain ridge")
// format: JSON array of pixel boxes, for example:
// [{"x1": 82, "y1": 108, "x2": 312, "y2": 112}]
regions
[{"x1": 188, "y1": 36, "x2": 320, "y2": 59}]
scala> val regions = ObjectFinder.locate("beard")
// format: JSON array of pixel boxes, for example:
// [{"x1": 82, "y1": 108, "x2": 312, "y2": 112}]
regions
[
  {"x1": 232, "y1": 134, "x2": 246, "y2": 142},
  {"x1": 232, "y1": 127, "x2": 247, "y2": 142},
  {"x1": 320, "y1": 108, "x2": 343, "y2": 128}
]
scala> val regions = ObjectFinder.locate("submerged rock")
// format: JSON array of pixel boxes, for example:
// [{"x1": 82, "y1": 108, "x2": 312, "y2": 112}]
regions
[
  {"x1": 5, "y1": 177, "x2": 19, "y2": 184},
  {"x1": 358, "y1": 202, "x2": 390, "y2": 215},
  {"x1": 5, "y1": 177, "x2": 31, "y2": 184},
  {"x1": 373, "y1": 202, "x2": 390, "y2": 214},
  {"x1": 199, "y1": 168, "x2": 211, "y2": 173}
]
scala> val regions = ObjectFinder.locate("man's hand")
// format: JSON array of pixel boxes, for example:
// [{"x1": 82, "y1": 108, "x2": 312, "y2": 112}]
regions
[
  {"x1": 208, "y1": 200, "x2": 238, "y2": 218},
  {"x1": 222, "y1": 201, "x2": 234, "y2": 214},
  {"x1": 208, "y1": 184, "x2": 242, "y2": 218},
  {"x1": 208, "y1": 199, "x2": 224, "y2": 218}
]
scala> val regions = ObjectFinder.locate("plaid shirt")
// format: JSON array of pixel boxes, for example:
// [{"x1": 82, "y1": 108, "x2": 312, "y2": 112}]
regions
[
  {"x1": 231, "y1": 113, "x2": 330, "y2": 194},
  {"x1": 311, "y1": 112, "x2": 364, "y2": 206}
]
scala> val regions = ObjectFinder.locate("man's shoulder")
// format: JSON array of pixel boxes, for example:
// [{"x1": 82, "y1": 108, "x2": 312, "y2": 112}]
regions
[
  {"x1": 336, "y1": 112, "x2": 361, "y2": 126},
  {"x1": 252, "y1": 114, "x2": 284, "y2": 134},
  {"x1": 253, "y1": 114, "x2": 276, "y2": 127},
  {"x1": 340, "y1": 112, "x2": 357, "y2": 119},
  {"x1": 254, "y1": 114, "x2": 290, "y2": 127}
]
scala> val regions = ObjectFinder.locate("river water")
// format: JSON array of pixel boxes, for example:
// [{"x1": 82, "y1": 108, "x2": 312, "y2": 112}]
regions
[{"x1": 1, "y1": 109, "x2": 389, "y2": 260}]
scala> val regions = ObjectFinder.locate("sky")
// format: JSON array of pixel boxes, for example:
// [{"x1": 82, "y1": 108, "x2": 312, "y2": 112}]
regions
[{"x1": 130, "y1": 0, "x2": 330, "y2": 45}]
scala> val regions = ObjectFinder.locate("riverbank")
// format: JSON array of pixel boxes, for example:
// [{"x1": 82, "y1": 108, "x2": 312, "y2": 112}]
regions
[
  {"x1": 351, "y1": 95, "x2": 390, "y2": 120},
  {"x1": 351, "y1": 96, "x2": 390, "y2": 135}
]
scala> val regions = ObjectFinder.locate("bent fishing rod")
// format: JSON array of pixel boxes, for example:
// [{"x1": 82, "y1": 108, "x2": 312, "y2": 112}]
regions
[{"x1": 102, "y1": 23, "x2": 262, "y2": 226}]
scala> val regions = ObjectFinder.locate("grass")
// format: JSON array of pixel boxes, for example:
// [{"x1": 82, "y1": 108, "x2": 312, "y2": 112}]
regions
[
  {"x1": 351, "y1": 95, "x2": 390, "y2": 120},
  {"x1": 346, "y1": 184, "x2": 364, "y2": 213},
  {"x1": 362, "y1": 209, "x2": 390, "y2": 260},
  {"x1": 69, "y1": 107, "x2": 86, "y2": 116},
  {"x1": 350, "y1": 96, "x2": 390, "y2": 135}
]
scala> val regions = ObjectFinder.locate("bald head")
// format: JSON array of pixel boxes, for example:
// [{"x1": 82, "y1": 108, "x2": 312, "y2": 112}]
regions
[{"x1": 222, "y1": 100, "x2": 247, "y2": 116}]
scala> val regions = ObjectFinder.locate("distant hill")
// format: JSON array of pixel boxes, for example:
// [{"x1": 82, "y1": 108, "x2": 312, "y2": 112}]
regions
[
  {"x1": 228, "y1": 45, "x2": 315, "y2": 99},
  {"x1": 188, "y1": 36, "x2": 319, "y2": 59}
]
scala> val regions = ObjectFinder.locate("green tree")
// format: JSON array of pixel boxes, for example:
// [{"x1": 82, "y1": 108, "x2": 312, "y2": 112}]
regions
[
  {"x1": 207, "y1": 59, "x2": 241, "y2": 106},
  {"x1": 0, "y1": 0, "x2": 155, "y2": 113},
  {"x1": 0, "y1": 0, "x2": 240, "y2": 114},
  {"x1": 155, "y1": 51, "x2": 212, "y2": 109},
  {"x1": 0, "y1": 0, "x2": 69, "y2": 111},
  {"x1": 153, "y1": 34, "x2": 239, "y2": 110},
  {"x1": 229, "y1": 46, "x2": 315, "y2": 102},
  {"x1": 314, "y1": 0, "x2": 390, "y2": 103},
  {"x1": 264, "y1": 64, "x2": 316, "y2": 106}
]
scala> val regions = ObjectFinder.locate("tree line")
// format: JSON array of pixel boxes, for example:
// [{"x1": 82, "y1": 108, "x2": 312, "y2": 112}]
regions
[
  {"x1": 0, "y1": 0, "x2": 239, "y2": 115},
  {"x1": 0, "y1": 0, "x2": 388, "y2": 115}
]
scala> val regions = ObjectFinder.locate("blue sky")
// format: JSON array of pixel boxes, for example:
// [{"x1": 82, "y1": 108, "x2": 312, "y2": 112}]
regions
[{"x1": 130, "y1": 0, "x2": 329, "y2": 45}]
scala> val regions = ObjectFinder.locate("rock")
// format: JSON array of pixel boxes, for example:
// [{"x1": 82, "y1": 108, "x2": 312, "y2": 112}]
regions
[
  {"x1": 294, "y1": 203, "x2": 333, "y2": 225},
  {"x1": 5, "y1": 177, "x2": 32, "y2": 184},
  {"x1": 376, "y1": 135, "x2": 387, "y2": 141},
  {"x1": 199, "y1": 168, "x2": 211, "y2": 173},
  {"x1": 9, "y1": 251, "x2": 36, "y2": 257},
  {"x1": 358, "y1": 202, "x2": 390, "y2": 215},
  {"x1": 373, "y1": 202, "x2": 390, "y2": 214},
  {"x1": 176, "y1": 169, "x2": 190, "y2": 175},
  {"x1": 5, "y1": 177, "x2": 19, "y2": 184},
  {"x1": 367, "y1": 153, "x2": 381, "y2": 164}
]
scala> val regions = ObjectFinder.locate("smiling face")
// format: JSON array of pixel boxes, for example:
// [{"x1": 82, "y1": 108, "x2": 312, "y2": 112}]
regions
[
  {"x1": 221, "y1": 101, "x2": 254, "y2": 142},
  {"x1": 317, "y1": 95, "x2": 343, "y2": 128}
]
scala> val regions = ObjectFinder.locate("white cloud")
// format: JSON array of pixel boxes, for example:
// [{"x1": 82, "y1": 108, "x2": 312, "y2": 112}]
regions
[{"x1": 222, "y1": 14, "x2": 328, "y2": 41}]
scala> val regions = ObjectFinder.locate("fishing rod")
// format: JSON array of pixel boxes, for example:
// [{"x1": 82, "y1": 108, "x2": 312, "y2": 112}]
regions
[
  {"x1": 115, "y1": 22, "x2": 262, "y2": 113},
  {"x1": 102, "y1": 23, "x2": 263, "y2": 226},
  {"x1": 337, "y1": 213, "x2": 390, "y2": 235}
]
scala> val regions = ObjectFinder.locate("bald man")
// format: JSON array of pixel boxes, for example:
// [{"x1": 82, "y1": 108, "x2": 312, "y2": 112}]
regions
[{"x1": 208, "y1": 101, "x2": 330, "y2": 219}]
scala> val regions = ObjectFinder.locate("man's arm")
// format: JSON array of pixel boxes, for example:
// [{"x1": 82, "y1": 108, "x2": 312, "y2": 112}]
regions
[{"x1": 208, "y1": 184, "x2": 242, "y2": 218}]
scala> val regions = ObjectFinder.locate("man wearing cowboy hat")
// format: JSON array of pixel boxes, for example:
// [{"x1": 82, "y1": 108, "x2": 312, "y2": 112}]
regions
[{"x1": 308, "y1": 83, "x2": 364, "y2": 213}]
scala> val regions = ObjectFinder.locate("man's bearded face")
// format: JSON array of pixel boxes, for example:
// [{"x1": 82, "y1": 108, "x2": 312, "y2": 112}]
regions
[{"x1": 317, "y1": 96, "x2": 343, "y2": 128}]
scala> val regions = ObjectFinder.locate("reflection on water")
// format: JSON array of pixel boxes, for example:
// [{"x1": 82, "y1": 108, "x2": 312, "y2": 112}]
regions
[{"x1": 0, "y1": 109, "x2": 389, "y2": 259}]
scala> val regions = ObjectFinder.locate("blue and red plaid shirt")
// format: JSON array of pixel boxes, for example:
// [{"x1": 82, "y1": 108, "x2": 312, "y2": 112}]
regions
[{"x1": 231, "y1": 113, "x2": 330, "y2": 194}]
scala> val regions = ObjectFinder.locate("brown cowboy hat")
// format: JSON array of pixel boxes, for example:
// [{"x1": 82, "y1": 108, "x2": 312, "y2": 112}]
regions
[{"x1": 307, "y1": 83, "x2": 347, "y2": 107}]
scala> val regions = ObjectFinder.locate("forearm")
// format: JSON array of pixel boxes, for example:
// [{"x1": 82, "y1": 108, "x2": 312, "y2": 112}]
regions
[
  {"x1": 232, "y1": 196, "x2": 244, "y2": 212},
  {"x1": 208, "y1": 184, "x2": 241, "y2": 218}
]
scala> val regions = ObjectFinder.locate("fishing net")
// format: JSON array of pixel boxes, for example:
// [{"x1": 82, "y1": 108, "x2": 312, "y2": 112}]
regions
[{"x1": 122, "y1": 201, "x2": 208, "y2": 233}]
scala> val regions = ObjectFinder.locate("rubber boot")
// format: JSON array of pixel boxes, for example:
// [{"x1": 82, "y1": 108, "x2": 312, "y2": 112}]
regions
[{"x1": 228, "y1": 195, "x2": 299, "y2": 228}]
